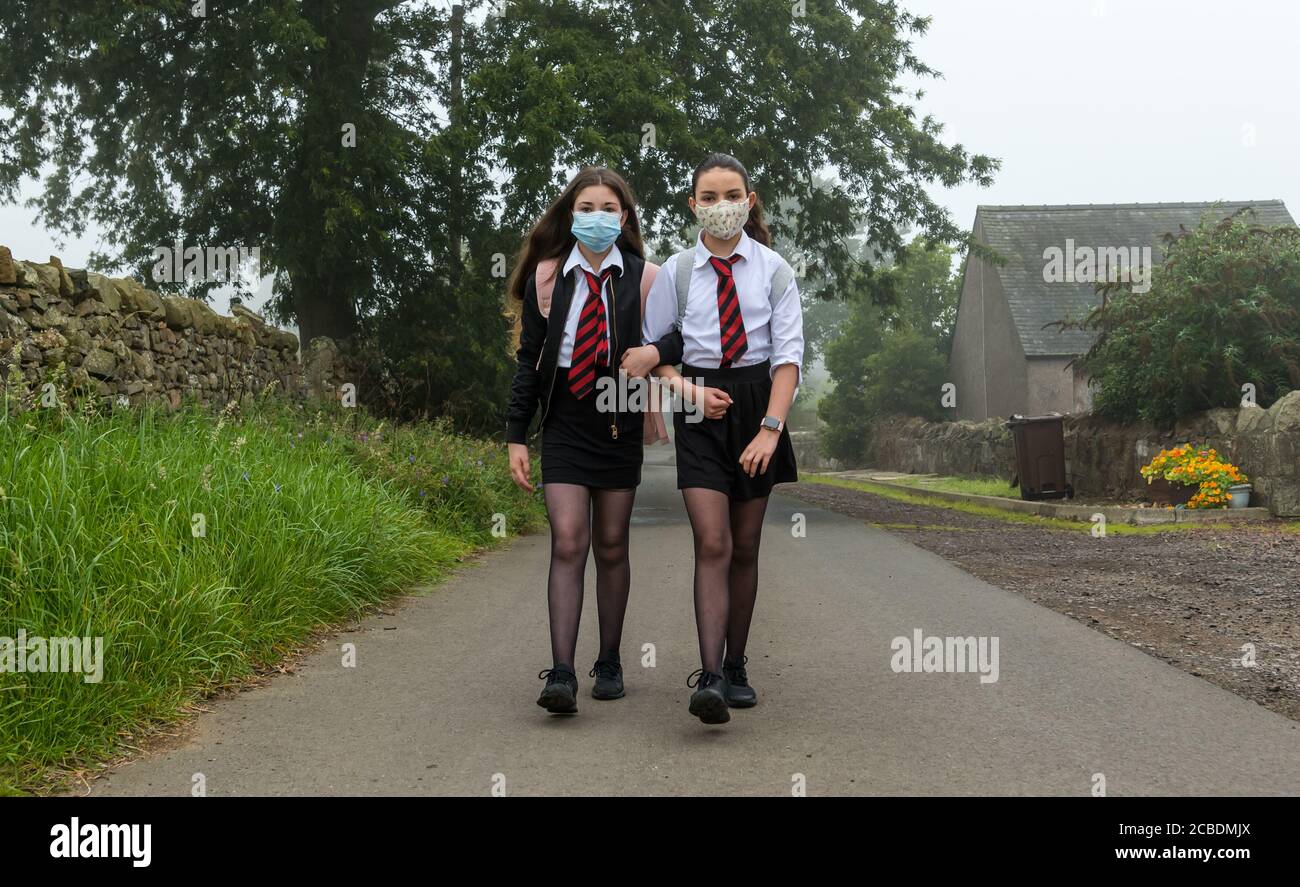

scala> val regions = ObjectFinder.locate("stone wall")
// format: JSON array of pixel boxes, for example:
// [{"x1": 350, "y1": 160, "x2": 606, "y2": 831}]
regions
[
  {"x1": 865, "y1": 393, "x2": 1300, "y2": 516},
  {"x1": 0, "y1": 246, "x2": 344, "y2": 409},
  {"x1": 789, "y1": 430, "x2": 843, "y2": 473}
]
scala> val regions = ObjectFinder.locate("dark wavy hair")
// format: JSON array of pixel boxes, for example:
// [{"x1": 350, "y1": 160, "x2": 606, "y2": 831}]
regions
[
  {"x1": 507, "y1": 166, "x2": 645, "y2": 301},
  {"x1": 691, "y1": 153, "x2": 772, "y2": 247}
]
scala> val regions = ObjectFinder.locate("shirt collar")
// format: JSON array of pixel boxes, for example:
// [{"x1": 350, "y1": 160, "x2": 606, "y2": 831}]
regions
[
  {"x1": 563, "y1": 242, "x2": 624, "y2": 279},
  {"x1": 692, "y1": 228, "x2": 753, "y2": 268}
]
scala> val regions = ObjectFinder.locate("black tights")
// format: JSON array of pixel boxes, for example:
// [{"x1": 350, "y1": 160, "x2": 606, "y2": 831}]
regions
[
  {"x1": 543, "y1": 483, "x2": 637, "y2": 671},
  {"x1": 682, "y1": 488, "x2": 770, "y2": 675}
]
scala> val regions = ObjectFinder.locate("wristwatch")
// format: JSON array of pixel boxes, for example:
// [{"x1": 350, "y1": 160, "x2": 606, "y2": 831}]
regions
[{"x1": 760, "y1": 415, "x2": 783, "y2": 433}]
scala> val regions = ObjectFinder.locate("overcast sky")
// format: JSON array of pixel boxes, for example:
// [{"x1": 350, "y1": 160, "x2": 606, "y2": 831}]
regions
[
  {"x1": 2, "y1": 0, "x2": 1296, "y2": 317},
  {"x1": 900, "y1": 0, "x2": 1300, "y2": 229}
]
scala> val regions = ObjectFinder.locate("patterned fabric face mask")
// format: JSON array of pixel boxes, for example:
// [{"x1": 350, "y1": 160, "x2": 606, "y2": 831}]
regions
[{"x1": 693, "y1": 198, "x2": 750, "y2": 240}]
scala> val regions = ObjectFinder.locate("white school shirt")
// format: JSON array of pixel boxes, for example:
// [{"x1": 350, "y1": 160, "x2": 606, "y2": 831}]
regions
[
  {"x1": 556, "y1": 242, "x2": 622, "y2": 368},
  {"x1": 642, "y1": 230, "x2": 804, "y2": 383}
]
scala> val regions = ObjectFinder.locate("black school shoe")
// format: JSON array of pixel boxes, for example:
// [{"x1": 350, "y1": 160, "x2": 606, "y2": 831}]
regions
[
  {"x1": 537, "y1": 666, "x2": 578, "y2": 714},
  {"x1": 686, "y1": 669, "x2": 731, "y2": 724},
  {"x1": 589, "y1": 657, "x2": 625, "y2": 700},
  {"x1": 722, "y1": 655, "x2": 757, "y2": 708}
]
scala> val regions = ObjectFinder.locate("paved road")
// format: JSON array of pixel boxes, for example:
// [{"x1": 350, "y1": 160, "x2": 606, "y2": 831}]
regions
[{"x1": 89, "y1": 454, "x2": 1300, "y2": 796}]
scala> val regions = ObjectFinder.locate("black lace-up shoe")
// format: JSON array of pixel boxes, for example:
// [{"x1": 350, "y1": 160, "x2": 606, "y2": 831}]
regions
[
  {"x1": 686, "y1": 669, "x2": 731, "y2": 724},
  {"x1": 589, "y1": 657, "x2": 625, "y2": 700},
  {"x1": 537, "y1": 666, "x2": 578, "y2": 714},
  {"x1": 722, "y1": 655, "x2": 756, "y2": 708}
]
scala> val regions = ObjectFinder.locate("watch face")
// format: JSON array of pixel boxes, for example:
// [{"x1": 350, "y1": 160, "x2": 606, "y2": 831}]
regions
[{"x1": 762, "y1": 417, "x2": 781, "y2": 430}]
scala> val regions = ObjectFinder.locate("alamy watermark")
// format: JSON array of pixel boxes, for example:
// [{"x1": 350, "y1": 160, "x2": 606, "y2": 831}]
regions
[
  {"x1": 0, "y1": 630, "x2": 104, "y2": 683},
  {"x1": 1042, "y1": 240, "x2": 1152, "y2": 293},
  {"x1": 593, "y1": 374, "x2": 705, "y2": 423},
  {"x1": 150, "y1": 239, "x2": 261, "y2": 287},
  {"x1": 890, "y1": 629, "x2": 999, "y2": 684}
]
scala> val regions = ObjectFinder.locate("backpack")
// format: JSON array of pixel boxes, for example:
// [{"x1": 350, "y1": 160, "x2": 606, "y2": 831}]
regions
[{"x1": 533, "y1": 258, "x2": 669, "y2": 445}]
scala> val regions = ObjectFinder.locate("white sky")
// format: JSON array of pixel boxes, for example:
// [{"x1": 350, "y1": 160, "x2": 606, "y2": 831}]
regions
[
  {"x1": 2, "y1": 0, "x2": 1297, "y2": 316},
  {"x1": 900, "y1": 0, "x2": 1300, "y2": 230}
]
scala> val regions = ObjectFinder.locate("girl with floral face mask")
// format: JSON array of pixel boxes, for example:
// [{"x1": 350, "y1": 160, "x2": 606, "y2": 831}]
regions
[
  {"x1": 505, "y1": 167, "x2": 681, "y2": 714},
  {"x1": 642, "y1": 153, "x2": 804, "y2": 725}
]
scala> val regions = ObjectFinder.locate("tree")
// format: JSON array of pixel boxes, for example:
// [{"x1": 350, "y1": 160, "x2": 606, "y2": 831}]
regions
[
  {"x1": 0, "y1": 1, "x2": 994, "y2": 428},
  {"x1": 0, "y1": 0, "x2": 511, "y2": 351},
  {"x1": 474, "y1": 1, "x2": 997, "y2": 299},
  {"x1": 818, "y1": 238, "x2": 959, "y2": 464},
  {"x1": 1069, "y1": 211, "x2": 1300, "y2": 425}
]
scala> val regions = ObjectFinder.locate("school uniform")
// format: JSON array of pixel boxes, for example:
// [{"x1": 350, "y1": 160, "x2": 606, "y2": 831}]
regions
[
  {"x1": 507, "y1": 244, "x2": 666, "y2": 489},
  {"x1": 642, "y1": 230, "x2": 803, "y2": 500}
]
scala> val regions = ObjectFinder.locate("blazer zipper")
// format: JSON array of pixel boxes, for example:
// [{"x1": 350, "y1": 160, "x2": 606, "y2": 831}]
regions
[
  {"x1": 607, "y1": 273, "x2": 619, "y2": 439},
  {"x1": 534, "y1": 285, "x2": 562, "y2": 433}
]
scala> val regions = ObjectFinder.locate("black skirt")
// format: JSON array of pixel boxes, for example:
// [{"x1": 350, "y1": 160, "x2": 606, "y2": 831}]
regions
[
  {"x1": 673, "y1": 360, "x2": 798, "y2": 500},
  {"x1": 540, "y1": 368, "x2": 643, "y2": 489}
]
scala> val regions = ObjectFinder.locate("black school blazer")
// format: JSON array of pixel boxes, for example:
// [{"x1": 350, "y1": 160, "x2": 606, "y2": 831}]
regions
[{"x1": 505, "y1": 252, "x2": 683, "y2": 445}]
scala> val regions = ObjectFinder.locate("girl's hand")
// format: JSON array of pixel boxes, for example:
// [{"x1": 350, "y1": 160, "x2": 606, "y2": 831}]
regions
[
  {"x1": 739, "y1": 429, "x2": 779, "y2": 477},
  {"x1": 681, "y1": 380, "x2": 732, "y2": 420},
  {"x1": 508, "y1": 442, "x2": 534, "y2": 492},
  {"x1": 619, "y1": 344, "x2": 660, "y2": 378}
]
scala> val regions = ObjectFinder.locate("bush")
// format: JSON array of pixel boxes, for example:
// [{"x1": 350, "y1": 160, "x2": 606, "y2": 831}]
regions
[{"x1": 1076, "y1": 212, "x2": 1300, "y2": 425}]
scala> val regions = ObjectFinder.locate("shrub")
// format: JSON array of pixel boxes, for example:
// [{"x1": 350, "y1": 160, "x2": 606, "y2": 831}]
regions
[{"x1": 1075, "y1": 211, "x2": 1300, "y2": 425}]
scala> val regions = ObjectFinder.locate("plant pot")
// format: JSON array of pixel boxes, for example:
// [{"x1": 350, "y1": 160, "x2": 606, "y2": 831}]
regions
[
  {"x1": 1228, "y1": 484, "x2": 1252, "y2": 509},
  {"x1": 1146, "y1": 477, "x2": 1196, "y2": 506}
]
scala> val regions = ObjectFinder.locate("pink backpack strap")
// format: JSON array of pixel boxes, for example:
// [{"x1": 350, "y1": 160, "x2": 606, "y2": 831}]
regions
[
  {"x1": 640, "y1": 261, "x2": 659, "y2": 306},
  {"x1": 638, "y1": 261, "x2": 669, "y2": 445},
  {"x1": 534, "y1": 258, "x2": 560, "y2": 319}
]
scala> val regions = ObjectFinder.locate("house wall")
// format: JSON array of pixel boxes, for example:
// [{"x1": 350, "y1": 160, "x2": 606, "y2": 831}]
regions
[
  {"x1": 1026, "y1": 357, "x2": 1075, "y2": 415},
  {"x1": 950, "y1": 224, "x2": 1027, "y2": 420},
  {"x1": 1072, "y1": 365, "x2": 1094, "y2": 413},
  {"x1": 1024, "y1": 358, "x2": 1094, "y2": 415}
]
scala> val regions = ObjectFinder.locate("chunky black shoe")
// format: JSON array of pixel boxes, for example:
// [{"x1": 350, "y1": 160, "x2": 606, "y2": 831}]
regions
[
  {"x1": 686, "y1": 669, "x2": 731, "y2": 724},
  {"x1": 536, "y1": 666, "x2": 578, "y2": 714},
  {"x1": 589, "y1": 657, "x2": 624, "y2": 700},
  {"x1": 722, "y1": 655, "x2": 757, "y2": 708}
]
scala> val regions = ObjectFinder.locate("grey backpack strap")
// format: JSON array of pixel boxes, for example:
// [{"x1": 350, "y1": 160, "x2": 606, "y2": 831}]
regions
[
  {"x1": 672, "y1": 248, "x2": 695, "y2": 328},
  {"x1": 769, "y1": 257, "x2": 795, "y2": 308}
]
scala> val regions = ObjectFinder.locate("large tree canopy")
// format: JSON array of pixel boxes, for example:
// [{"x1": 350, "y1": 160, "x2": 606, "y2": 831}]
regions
[
  {"x1": 0, "y1": 0, "x2": 995, "y2": 428},
  {"x1": 474, "y1": 0, "x2": 997, "y2": 290}
]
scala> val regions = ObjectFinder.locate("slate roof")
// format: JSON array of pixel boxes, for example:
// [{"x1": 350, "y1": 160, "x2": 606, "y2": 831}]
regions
[{"x1": 973, "y1": 200, "x2": 1296, "y2": 357}]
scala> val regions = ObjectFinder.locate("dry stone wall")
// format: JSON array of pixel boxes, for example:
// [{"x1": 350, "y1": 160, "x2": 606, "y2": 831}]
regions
[
  {"x1": 865, "y1": 393, "x2": 1300, "y2": 516},
  {"x1": 0, "y1": 246, "x2": 344, "y2": 409}
]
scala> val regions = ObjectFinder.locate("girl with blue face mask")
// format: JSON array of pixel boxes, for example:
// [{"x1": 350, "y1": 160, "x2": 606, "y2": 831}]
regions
[{"x1": 505, "y1": 166, "x2": 682, "y2": 715}]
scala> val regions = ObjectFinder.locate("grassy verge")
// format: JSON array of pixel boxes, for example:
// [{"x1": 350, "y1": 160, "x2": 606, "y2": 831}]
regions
[
  {"x1": 0, "y1": 397, "x2": 543, "y2": 794},
  {"x1": 804, "y1": 474, "x2": 1205, "y2": 536},
  {"x1": 887, "y1": 474, "x2": 1021, "y2": 498}
]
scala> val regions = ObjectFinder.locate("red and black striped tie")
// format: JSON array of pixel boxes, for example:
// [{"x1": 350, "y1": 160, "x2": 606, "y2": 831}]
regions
[
  {"x1": 709, "y1": 254, "x2": 747, "y2": 368},
  {"x1": 569, "y1": 268, "x2": 613, "y2": 399}
]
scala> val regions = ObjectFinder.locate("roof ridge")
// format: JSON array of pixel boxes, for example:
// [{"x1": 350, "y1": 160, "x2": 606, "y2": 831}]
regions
[{"x1": 978, "y1": 200, "x2": 1285, "y2": 212}]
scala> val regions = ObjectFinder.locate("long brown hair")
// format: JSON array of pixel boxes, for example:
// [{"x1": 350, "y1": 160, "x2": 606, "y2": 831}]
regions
[
  {"x1": 691, "y1": 153, "x2": 772, "y2": 247},
  {"x1": 507, "y1": 166, "x2": 645, "y2": 302}
]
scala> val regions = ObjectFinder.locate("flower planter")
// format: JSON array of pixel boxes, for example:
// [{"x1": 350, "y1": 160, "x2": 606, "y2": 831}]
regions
[
  {"x1": 1228, "y1": 483, "x2": 1252, "y2": 509},
  {"x1": 1146, "y1": 477, "x2": 1196, "y2": 506}
]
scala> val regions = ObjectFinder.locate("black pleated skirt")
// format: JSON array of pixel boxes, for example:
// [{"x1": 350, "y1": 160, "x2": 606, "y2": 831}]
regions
[
  {"x1": 540, "y1": 368, "x2": 643, "y2": 489},
  {"x1": 673, "y1": 360, "x2": 798, "y2": 500}
]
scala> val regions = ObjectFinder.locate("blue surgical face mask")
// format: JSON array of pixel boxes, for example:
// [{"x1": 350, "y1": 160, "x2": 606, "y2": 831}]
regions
[{"x1": 571, "y1": 210, "x2": 623, "y2": 252}]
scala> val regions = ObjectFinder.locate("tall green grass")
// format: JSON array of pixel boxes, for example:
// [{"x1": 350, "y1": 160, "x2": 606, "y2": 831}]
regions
[{"x1": 0, "y1": 396, "x2": 543, "y2": 794}]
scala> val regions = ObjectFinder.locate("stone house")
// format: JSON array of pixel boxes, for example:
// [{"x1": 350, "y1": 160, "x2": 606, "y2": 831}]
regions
[{"x1": 949, "y1": 200, "x2": 1296, "y2": 420}]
